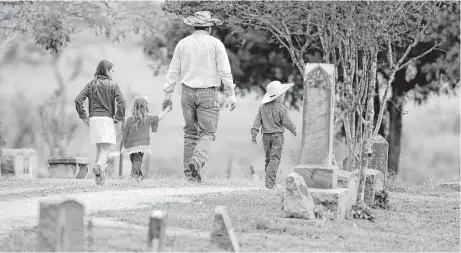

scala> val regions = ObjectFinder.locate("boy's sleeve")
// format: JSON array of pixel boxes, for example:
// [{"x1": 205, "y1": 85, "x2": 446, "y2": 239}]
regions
[
  {"x1": 251, "y1": 107, "x2": 262, "y2": 141},
  {"x1": 281, "y1": 105, "x2": 297, "y2": 136},
  {"x1": 150, "y1": 115, "x2": 160, "y2": 132}
]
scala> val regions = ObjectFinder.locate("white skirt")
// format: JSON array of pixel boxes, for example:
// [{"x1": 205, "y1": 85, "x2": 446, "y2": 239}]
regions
[{"x1": 89, "y1": 116, "x2": 116, "y2": 145}]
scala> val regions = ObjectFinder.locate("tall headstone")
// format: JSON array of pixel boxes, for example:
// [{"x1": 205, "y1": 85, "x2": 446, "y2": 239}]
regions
[
  {"x1": 147, "y1": 210, "x2": 167, "y2": 252},
  {"x1": 211, "y1": 206, "x2": 240, "y2": 252},
  {"x1": 294, "y1": 64, "x2": 338, "y2": 189},
  {"x1": 370, "y1": 134, "x2": 389, "y2": 181},
  {"x1": 37, "y1": 197, "x2": 85, "y2": 252}
]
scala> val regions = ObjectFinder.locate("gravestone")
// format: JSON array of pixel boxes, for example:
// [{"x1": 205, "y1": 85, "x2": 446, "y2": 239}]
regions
[
  {"x1": 0, "y1": 148, "x2": 36, "y2": 178},
  {"x1": 282, "y1": 172, "x2": 316, "y2": 219},
  {"x1": 295, "y1": 64, "x2": 338, "y2": 189},
  {"x1": 211, "y1": 206, "x2": 240, "y2": 252},
  {"x1": 337, "y1": 170, "x2": 358, "y2": 211},
  {"x1": 147, "y1": 210, "x2": 167, "y2": 252},
  {"x1": 370, "y1": 135, "x2": 389, "y2": 181},
  {"x1": 288, "y1": 63, "x2": 351, "y2": 219},
  {"x1": 364, "y1": 169, "x2": 384, "y2": 206},
  {"x1": 37, "y1": 197, "x2": 84, "y2": 252},
  {"x1": 47, "y1": 157, "x2": 88, "y2": 179}
]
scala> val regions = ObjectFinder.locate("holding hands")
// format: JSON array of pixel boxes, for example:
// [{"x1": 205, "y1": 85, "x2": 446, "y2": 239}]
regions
[{"x1": 162, "y1": 93, "x2": 173, "y2": 112}]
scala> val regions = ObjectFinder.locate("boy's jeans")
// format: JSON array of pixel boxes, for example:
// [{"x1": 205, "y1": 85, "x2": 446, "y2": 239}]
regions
[
  {"x1": 129, "y1": 152, "x2": 144, "y2": 178},
  {"x1": 262, "y1": 133, "x2": 284, "y2": 189},
  {"x1": 181, "y1": 85, "x2": 220, "y2": 178}
]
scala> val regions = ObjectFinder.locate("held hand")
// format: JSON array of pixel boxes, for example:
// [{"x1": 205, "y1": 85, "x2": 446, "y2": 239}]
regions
[
  {"x1": 226, "y1": 95, "x2": 236, "y2": 112},
  {"x1": 82, "y1": 117, "x2": 90, "y2": 127},
  {"x1": 252, "y1": 139, "x2": 257, "y2": 144},
  {"x1": 162, "y1": 99, "x2": 172, "y2": 111},
  {"x1": 165, "y1": 104, "x2": 172, "y2": 112}
]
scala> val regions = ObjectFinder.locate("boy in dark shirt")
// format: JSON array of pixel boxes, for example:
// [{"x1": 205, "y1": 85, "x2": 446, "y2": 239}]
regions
[{"x1": 251, "y1": 81, "x2": 297, "y2": 189}]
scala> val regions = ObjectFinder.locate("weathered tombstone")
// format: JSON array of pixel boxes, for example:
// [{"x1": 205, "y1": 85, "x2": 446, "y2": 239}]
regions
[
  {"x1": 309, "y1": 188, "x2": 349, "y2": 219},
  {"x1": 294, "y1": 63, "x2": 339, "y2": 189},
  {"x1": 47, "y1": 157, "x2": 89, "y2": 179},
  {"x1": 211, "y1": 206, "x2": 240, "y2": 252},
  {"x1": 364, "y1": 169, "x2": 384, "y2": 206},
  {"x1": 370, "y1": 134, "x2": 389, "y2": 181},
  {"x1": 86, "y1": 218, "x2": 94, "y2": 252},
  {"x1": 337, "y1": 170, "x2": 358, "y2": 211},
  {"x1": 0, "y1": 148, "x2": 36, "y2": 178},
  {"x1": 282, "y1": 172, "x2": 316, "y2": 219},
  {"x1": 438, "y1": 182, "x2": 461, "y2": 191},
  {"x1": 290, "y1": 63, "x2": 350, "y2": 219},
  {"x1": 37, "y1": 197, "x2": 85, "y2": 252},
  {"x1": 147, "y1": 210, "x2": 167, "y2": 252},
  {"x1": 226, "y1": 152, "x2": 234, "y2": 179}
]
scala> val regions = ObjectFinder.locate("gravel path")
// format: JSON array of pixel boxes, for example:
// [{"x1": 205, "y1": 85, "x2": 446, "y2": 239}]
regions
[{"x1": 0, "y1": 186, "x2": 257, "y2": 238}]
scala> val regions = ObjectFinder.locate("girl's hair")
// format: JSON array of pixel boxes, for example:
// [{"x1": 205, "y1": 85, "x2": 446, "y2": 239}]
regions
[
  {"x1": 94, "y1": 59, "x2": 114, "y2": 79},
  {"x1": 130, "y1": 96, "x2": 150, "y2": 130}
]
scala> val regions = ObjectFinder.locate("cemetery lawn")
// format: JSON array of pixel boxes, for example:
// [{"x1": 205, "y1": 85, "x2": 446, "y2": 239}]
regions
[
  {"x1": 0, "y1": 175, "x2": 254, "y2": 201},
  {"x1": 1, "y1": 179, "x2": 459, "y2": 252},
  {"x1": 90, "y1": 189, "x2": 460, "y2": 252}
]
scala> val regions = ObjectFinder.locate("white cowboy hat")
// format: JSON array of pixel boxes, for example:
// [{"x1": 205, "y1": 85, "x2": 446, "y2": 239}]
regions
[
  {"x1": 261, "y1": 81, "x2": 295, "y2": 105},
  {"x1": 184, "y1": 11, "x2": 223, "y2": 27}
]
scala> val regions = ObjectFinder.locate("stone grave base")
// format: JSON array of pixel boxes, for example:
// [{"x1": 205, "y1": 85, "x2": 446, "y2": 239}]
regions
[
  {"x1": 309, "y1": 188, "x2": 348, "y2": 219},
  {"x1": 47, "y1": 157, "x2": 89, "y2": 179},
  {"x1": 337, "y1": 170, "x2": 358, "y2": 211},
  {"x1": 364, "y1": 169, "x2": 384, "y2": 206},
  {"x1": 294, "y1": 164, "x2": 338, "y2": 189}
]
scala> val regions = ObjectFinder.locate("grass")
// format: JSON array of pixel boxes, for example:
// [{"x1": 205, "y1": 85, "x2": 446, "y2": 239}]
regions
[
  {"x1": 0, "y1": 174, "x2": 255, "y2": 201},
  {"x1": 0, "y1": 180, "x2": 459, "y2": 252}
]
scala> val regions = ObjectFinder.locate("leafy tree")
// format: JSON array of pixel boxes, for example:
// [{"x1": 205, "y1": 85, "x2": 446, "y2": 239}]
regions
[
  {"x1": 377, "y1": 2, "x2": 460, "y2": 174},
  {"x1": 0, "y1": 1, "x2": 144, "y2": 156}
]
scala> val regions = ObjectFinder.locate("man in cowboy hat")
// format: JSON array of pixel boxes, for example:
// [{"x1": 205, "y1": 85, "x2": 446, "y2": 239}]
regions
[
  {"x1": 162, "y1": 11, "x2": 237, "y2": 183},
  {"x1": 251, "y1": 80, "x2": 297, "y2": 189}
]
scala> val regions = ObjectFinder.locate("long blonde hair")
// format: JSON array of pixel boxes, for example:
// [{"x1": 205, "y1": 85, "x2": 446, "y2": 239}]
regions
[{"x1": 130, "y1": 96, "x2": 150, "y2": 130}]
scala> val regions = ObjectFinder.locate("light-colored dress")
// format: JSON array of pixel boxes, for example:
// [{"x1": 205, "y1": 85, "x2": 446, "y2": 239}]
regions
[{"x1": 90, "y1": 116, "x2": 116, "y2": 144}]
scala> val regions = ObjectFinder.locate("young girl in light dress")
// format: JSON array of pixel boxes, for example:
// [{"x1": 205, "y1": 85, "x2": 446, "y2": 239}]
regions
[
  {"x1": 121, "y1": 96, "x2": 171, "y2": 180},
  {"x1": 75, "y1": 59, "x2": 126, "y2": 185}
]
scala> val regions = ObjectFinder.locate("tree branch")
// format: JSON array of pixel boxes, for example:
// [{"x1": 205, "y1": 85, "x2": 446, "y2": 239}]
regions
[{"x1": 398, "y1": 43, "x2": 440, "y2": 70}]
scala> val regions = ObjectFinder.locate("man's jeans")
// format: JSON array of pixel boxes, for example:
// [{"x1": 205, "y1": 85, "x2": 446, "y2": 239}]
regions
[
  {"x1": 181, "y1": 85, "x2": 220, "y2": 177},
  {"x1": 262, "y1": 133, "x2": 284, "y2": 189}
]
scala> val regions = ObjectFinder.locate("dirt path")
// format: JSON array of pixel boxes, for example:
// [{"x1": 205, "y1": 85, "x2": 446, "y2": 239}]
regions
[{"x1": 0, "y1": 186, "x2": 258, "y2": 238}]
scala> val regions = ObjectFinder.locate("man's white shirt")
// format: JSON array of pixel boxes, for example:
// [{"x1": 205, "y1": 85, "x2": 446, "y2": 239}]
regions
[{"x1": 163, "y1": 30, "x2": 236, "y2": 97}]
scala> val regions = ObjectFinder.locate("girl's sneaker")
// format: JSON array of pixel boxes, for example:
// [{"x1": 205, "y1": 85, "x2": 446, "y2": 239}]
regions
[{"x1": 93, "y1": 165, "x2": 103, "y2": 185}]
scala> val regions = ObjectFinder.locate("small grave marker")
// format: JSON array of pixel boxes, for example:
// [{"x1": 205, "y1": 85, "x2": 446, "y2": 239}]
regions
[
  {"x1": 37, "y1": 197, "x2": 84, "y2": 252},
  {"x1": 147, "y1": 210, "x2": 167, "y2": 252},
  {"x1": 211, "y1": 206, "x2": 240, "y2": 252},
  {"x1": 282, "y1": 172, "x2": 316, "y2": 219}
]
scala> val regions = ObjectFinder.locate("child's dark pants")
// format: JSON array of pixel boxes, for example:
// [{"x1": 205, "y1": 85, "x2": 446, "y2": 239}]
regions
[
  {"x1": 262, "y1": 133, "x2": 284, "y2": 189},
  {"x1": 129, "y1": 152, "x2": 144, "y2": 178}
]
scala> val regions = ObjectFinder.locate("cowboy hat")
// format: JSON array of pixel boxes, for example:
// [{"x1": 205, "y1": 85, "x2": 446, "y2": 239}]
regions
[
  {"x1": 184, "y1": 11, "x2": 223, "y2": 27},
  {"x1": 261, "y1": 81, "x2": 294, "y2": 105}
]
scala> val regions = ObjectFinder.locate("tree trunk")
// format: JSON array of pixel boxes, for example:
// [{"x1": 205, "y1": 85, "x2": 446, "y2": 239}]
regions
[
  {"x1": 388, "y1": 86, "x2": 405, "y2": 175},
  {"x1": 357, "y1": 48, "x2": 378, "y2": 206},
  {"x1": 373, "y1": 82, "x2": 386, "y2": 137}
]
